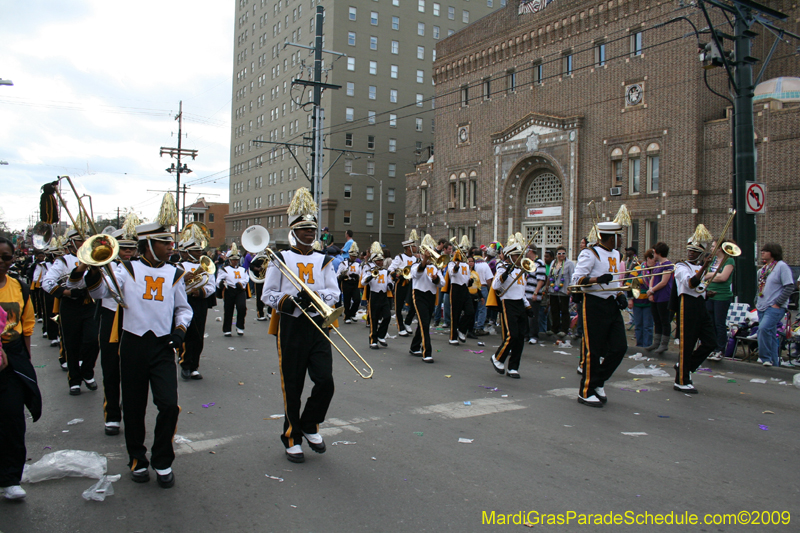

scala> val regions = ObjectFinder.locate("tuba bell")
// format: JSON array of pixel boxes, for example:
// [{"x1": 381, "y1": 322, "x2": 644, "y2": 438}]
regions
[{"x1": 32, "y1": 221, "x2": 53, "y2": 251}]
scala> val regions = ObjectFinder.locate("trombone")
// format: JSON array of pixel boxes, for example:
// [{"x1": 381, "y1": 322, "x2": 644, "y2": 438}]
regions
[
  {"x1": 695, "y1": 210, "x2": 741, "y2": 293},
  {"x1": 46, "y1": 176, "x2": 127, "y2": 308},
  {"x1": 419, "y1": 243, "x2": 449, "y2": 269},
  {"x1": 243, "y1": 225, "x2": 374, "y2": 379}
]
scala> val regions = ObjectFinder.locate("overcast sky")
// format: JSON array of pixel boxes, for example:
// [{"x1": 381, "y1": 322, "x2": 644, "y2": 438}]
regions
[{"x1": 0, "y1": 0, "x2": 234, "y2": 232}]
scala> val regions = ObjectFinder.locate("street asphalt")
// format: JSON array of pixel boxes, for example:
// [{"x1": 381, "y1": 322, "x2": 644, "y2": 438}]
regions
[{"x1": 2, "y1": 300, "x2": 799, "y2": 532}]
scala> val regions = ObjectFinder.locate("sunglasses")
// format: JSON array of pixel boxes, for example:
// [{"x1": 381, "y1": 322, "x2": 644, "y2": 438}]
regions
[
  {"x1": 557, "y1": 252, "x2": 566, "y2": 255},
  {"x1": 0, "y1": 254, "x2": 14, "y2": 262}
]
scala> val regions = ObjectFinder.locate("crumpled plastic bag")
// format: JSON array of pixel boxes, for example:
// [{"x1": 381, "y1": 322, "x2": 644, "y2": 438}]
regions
[
  {"x1": 82, "y1": 474, "x2": 121, "y2": 501},
  {"x1": 627, "y1": 363, "x2": 670, "y2": 377},
  {"x1": 22, "y1": 450, "x2": 107, "y2": 483}
]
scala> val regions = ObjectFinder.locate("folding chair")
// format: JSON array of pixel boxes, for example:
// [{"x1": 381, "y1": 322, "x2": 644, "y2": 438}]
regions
[{"x1": 726, "y1": 303, "x2": 756, "y2": 361}]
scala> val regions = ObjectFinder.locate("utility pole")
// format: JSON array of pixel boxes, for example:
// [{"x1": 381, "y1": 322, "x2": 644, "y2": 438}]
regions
[
  {"x1": 117, "y1": 207, "x2": 120, "y2": 229},
  {"x1": 160, "y1": 101, "x2": 198, "y2": 236},
  {"x1": 697, "y1": 0, "x2": 800, "y2": 305}
]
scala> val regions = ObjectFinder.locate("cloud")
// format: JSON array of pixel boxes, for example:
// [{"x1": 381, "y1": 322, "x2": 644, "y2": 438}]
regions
[{"x1": 0, "y1": 0, "x2": 233, "y2": 230}]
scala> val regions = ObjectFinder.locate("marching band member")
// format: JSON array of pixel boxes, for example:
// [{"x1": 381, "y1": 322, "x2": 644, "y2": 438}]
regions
[
  {"x1": 673, "y1": 229, "x2": 716, "y2": 393},
  {"x1": 445, "y1": 236, "x2": 475, "y2": 346},
  {"x1": 336, "y1": 243, "x2": 361, "y2": 324},
  {"x1": 409, "y1": 235, "x2": 446, "y2": 363},
  {"x1": 180, "y1": 236, "x2": 215, "y2": 380},
  {"x1": 262, "y1": 188, "x2": 340, "y2": 463},
  {"x1": 390, "y1": 230, "x2": 418, "y2": 336},
  {"x1": 29, "y1": 250, "x2": 46, "y2": 329},
  {"x1": 572, "y1": 222, "x2": 629, "y2": 407},
  {"x1": 361, "y1": 242, "x2": 392, "y2": 349},
  {"x1": 81, "y1": 195, "x2": 192, "y2": 488},
  {"x1": 42, "y1": 228, "x2": 100, "y2": 396},
  {"x1": 41, "y1": 243, "x2": 60, "y2": 347},
  {"x1": 97, "y1": 223, "x2": 138, "y2": 436},
  {"x1": 216, "y1": 243, "x2": 250, "y2": 337},
  {"x1": 489, "y1": 234, "x2": 533, "y2": 378},
  {"x1": 249, "y1": 253, "x2": 268, "y2": 321}
]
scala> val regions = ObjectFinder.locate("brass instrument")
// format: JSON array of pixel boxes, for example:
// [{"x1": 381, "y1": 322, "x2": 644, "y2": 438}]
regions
[
  {"x1": 567, "y1": 268, "x2": 675, "y2": 294},
  {"x1": 32, "y1": 221, "x2": 53, "y2": 250},
  {"x1": 696, "y1": 212, "x2": 741, "y2": 293},
  {"x1": 181, "y1": 221, "x2": 211, "y2": 249},
  {"x1": 370, "y1": 266, "x2": 382, "y2": 277},
  {"x1": 185, "y1": 256, "x2": 216, "y2": 292},
  {"x1": 394, "y1": 265, "x2": 413, "y2": 280},
  {"x1": 242, "y1": 225, "x2": 373, "y2": 379},
  {"x1": 420, "y1": 243, "x2": 449, "y2": 270},
  {"x1": 50, "y1": 176, "x2": 127, "y2": 308},
  {"x1": 248, "y1": 253, "x2": 269, "y2": 284},
  {"x1": 496, "y1": 257, "x2": 536, "y2": 297}
]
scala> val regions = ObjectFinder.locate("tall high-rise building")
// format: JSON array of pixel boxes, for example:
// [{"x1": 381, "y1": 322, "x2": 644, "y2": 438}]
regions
[{"x1": 227, "y1": 0, "x2": 501, "y2": 250}]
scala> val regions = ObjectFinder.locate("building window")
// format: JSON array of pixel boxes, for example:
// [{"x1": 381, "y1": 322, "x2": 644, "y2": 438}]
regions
[
  {"x1": 507, "y1": 69, "x2": 516, "y2": 92},
  {"x1": 469, "y1": 180, "x2": 477, "y2": 208},
  {"x1": 391, "y1": 40, "x2": 399, "y2": 54},
  {"x1": 391, "y1": 65, "x2": 398, "y2": 78},
  {"x1": 388, "y1": 163, "x2": 397, "y2": 177},
  {"x1": 448, "y1": 6, "x2": 455, "y2": 19},
  {"x1": 421, "y1": 187, "x2": 428, "y2": 212},
  {"x1": 347, "y1": 57, "x2": 355, "y2": 71},
  {"x1": 433, "y1": 2, "x2": 440, "y2": 15},
  {"x1": 349, "y1": 7, "x2": 356, "y2": 21},
  {"x1": 631, "y1": 32, "x2": 643, "y2": 56},
  {"x1": 367, "y1": 161, "x2": 375, "y2": 175},
  {"x1": 417, "y1": 46, "x2": 425, "y2": 60},
  {"x1": 348, "y1": 31, "x2": 356, "y2": 46},
  {"x1": 369, "y1": 61, "x2": 377, "y2": 75},
  {"x1": 389, "y1": 114, "x2": 397, "y2": 127},
  {"x1": 462, "y1": 10, "x2": 469, "y2": 23},
  {"x1": 418, "y1": 0, "x2": 425, "y2": 12},
  {"x1": 368, "y1": 110, "x2": 376, "y2": 124},
  {"x1": 346, "y1": 107, "x2": 354, "y2": 121},
  {"x1": 416, "y1": 70, "x2": 424, "y2": 83},
  {"x1": 209, "y1": 213, "x2": 215, "y2": 222},
  {"x1": 369, "y1": 85, "x2": 376, "y2": 99},
  {"x1": 344, "y1": 210, "x2": 352, "y2": 224},
  {"x1": 344, "y1": 184, "x2": 352, "y2": 198},
  {"x1": 416, "y1": 93, "x2": 423, "y2": 107},
  {"x1": 346, "y1": 82, "x2": 354, "y2": 96},
  {"x1": 415, "y1": 117, "x2": 423, "y2": 131},
  {"x1": 483, "y1": 78, "x2": 491, "y2": 100},
  {"x1": 390, "y1": 89, "x2": 398, "y2": 103},
  {"x1": 595, "y1": 42, "x2": 606, "y2": 67},
  {"x1": 366, "y1": 211, "x2": 374, "y2": 226},
  {"x1": 459, "y1": 181, "x2": 467, "y2": 209},
  {"x1": 533, "y1": 62, "x2": 543, "y2": 84},
  {"x1": 370, "y1": 11, "x2": 378, "y2": 25},
  {"x1": 367, "y1": 135, "x2": 375, "y2": 150},
  {"x1": 209, "y1": 228, "x2": 214, "y2": 237},
  {"x1": 388, "y1": 188, "x2": 396, "y2": 202},
  {"x1": 370, "y1": 36, "x2": 378, "y2": 50},
  {"x1": 417, "y1": 22, "x2": 425, "y2": 36},
  {"x1": 389, "y1": 138, "x2": 397, "y2": 152},
  {"x1": 345, "y1": 133, "x2": 353, "y2": 147},
  {"x1": 629, "y1": 156, "x2": 641, "y2": 194},
  {"x1": 387, "y1": 213, "x2": 395, "y2": 227},
  {"x1": 562, "y1": 54, "x2": 573, "y2": 76},
  {"x1": 645, "y1": 220, "x2": 658, "y2": 249},
  {"x1": 366, "y1": 186, "x2": 374, "y2": 201},
  {"x1": 461, "y1": 85, "x2": 469, "y2": 107},
  {"x1": 344, "y1": 159, "x2": 353, "y2": 173},
  {"x1": 647, "y1": 154, "x2": 660, "y2": 193},
  {"x1": 526, "y1": 173, "x2": 563, "y2": 204},
  {"x1": 613, "y1": 159, "x2": 624, "y2": 186},
  {"x1": 433, "y1": 26, "x2": 440, "y2": 39}
]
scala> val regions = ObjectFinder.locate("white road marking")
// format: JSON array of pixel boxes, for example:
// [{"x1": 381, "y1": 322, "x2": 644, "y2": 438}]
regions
[
  {"x1": 411, "y1": 398, "x2": 525, "y2": 419},
  {"x1": 546, "y1": 388, "x2": 579, "y2": 397},
  {"x1": 175, "y1": 434, "x2": 240, "y2": 455}
]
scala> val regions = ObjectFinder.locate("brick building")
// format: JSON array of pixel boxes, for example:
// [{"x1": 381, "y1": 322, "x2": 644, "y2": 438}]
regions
[
  {"x1": 406, "y1": 0, "x2": 800, "y2": 264},
  {"x1": 185, "y1": 198, "x2": 228, "y2": 249}
]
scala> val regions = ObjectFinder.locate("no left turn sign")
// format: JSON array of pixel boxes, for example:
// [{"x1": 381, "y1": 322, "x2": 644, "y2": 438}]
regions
[{"x1": 745, "y1": 182, "x2": 766, "y2": 214}]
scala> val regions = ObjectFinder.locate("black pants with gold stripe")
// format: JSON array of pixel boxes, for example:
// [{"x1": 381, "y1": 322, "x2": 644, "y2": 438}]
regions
[
  {"x1": 255, "y1": 282, "x2": 265, "y2": 318},
  {"x1": 223, "y1": 287, "x2": 246, "y2": 333},
  {"x1": 676, "y1": 295, "x2": 715, "y2": 385},
  {"x1": 277, "y1": 314, "x2": 334, "y2": 448},
  {"x1": 98, "y1": 307, "x2": 122, "y2": 424},
  {"x1": 368, "y1": 291, "x2": 391, "y2": 344},
  {"x1": 341, "y1": 279, "x2": 361, "y2": 321},
  {"x1": 43, "y1": 291, "x2": 59, "y2": 341},
  {"x1": 449, "y1": 284, "x2": 475, "y2": 341},
  {"x1": 394, "y1": 279, "x2": 416, "y2": 330},
  {"x1": 494, "y1": 299, "x2": 527, "y2": 371},
  {"x1": 119, "y1": 331, "x2": 179, "y2": 471},
  {"x1": 181, "y1": 296, "x2": 208, "y2": 372},
  {"x1": 60, "y1": 298, "x2": 99, "y2": 388},
  {"x1": 578, "y1": 295, "x2": 627, "y2": 398},
  {"x1": 410, "y1": 290, "x2": 435, "y2": 358}
]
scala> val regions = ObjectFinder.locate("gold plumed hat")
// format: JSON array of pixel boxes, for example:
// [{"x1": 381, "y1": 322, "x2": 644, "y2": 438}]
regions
[
  {"x1": 687, "y1": 224, "x2": 712, "y2": 252},
  {"x1": 287, "y1": 187, "x2": 318, "y2": 229},
  {"x1": 136, "y1": 193, "x2": 177, "y2": 241},
  {"x1": 402, "y1": 229, "x2": 418, "y2": 247},
  {"x1": 349, "y1": 241, "x2": 360, "y2": 255},
  {"x1": 312, "y1": 240, "x2": 322, "y2": 251},
  {"x1": 421, "y1": 233, "x2": 437, "y2": 250},
  {"x1": 459, "y1": 235, "x2": 471, "y2": 252},
  {"x1": 228, "y1": 242, "x2": 241, "y2": 259},
  {"x1": 369, "y1": 241, "x2": 384, "y2": 261},
  {"x1": 613, "y1": 204, "x2": 632, "y2": 227}
]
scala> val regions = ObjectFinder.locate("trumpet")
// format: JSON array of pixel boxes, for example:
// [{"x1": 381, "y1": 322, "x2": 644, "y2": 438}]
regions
[
  {"x1": 420, "y1": 244, "x2": 449, "y2": 269},
  {"x1": 394, "y1": 265, "x2": 412, "y2": 280},
  {"x1": 370, "y1": 266, "x2": 382, "y2": 277},
  {"x1": 243, "y1": 225, "x2": 373, "y2": 379},
  {"x1": 185, "y1": 256, "x2": 216, "y2": 292}
]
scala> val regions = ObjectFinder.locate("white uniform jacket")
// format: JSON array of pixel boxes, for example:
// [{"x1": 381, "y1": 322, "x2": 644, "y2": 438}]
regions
[
  {"x1": 571, "y1": 244, "x2": 622, "y2": 300},
  {"x1": 262, "y1": 247, "x2": 341, "y2": 318}
]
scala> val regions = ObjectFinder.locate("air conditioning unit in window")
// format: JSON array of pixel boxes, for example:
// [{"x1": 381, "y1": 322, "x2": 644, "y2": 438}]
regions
[
  {"x1": 447, "y1": 201, "x2": 456, "y2": 209},
  {"x1": 610, "y1": 187, "x2": 622, "y2": 196}
]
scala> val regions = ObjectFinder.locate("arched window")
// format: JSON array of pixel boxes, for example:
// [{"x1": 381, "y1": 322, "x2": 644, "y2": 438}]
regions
[{"x1": 526, "y1": 172, "x2": 563, "y2": 205}]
